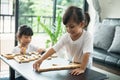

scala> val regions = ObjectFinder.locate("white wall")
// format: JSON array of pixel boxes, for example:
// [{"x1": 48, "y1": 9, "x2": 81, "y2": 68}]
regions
[
  {"x1": 92, "y1": 0, "x2": 120, "y2": 20},
  {"x1": 0, "y1": 34, "x2": 15, "y2": 54},
  {"x1": 99, "y1": 0, "x2": 120, "y2": 19},
  {"x1": 87, "y1": 0, "x2": 120, "y2": 34}
]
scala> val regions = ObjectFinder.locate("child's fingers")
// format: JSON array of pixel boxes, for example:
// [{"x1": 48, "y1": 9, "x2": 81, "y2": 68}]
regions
[
  {"x1": 33, "y1": 62, "x2": 38, "y2": 70},
  {"x1": 33, "y1": 61, "x2": 41, "y2": 71},
  {"x1": 70, "y1": 68, "x2": 84, "y2": 75}
]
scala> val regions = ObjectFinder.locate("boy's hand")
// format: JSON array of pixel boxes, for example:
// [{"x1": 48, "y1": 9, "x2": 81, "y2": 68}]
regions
[{"x1": 70, "y1": 68, "x2": 85, "y2": 75}]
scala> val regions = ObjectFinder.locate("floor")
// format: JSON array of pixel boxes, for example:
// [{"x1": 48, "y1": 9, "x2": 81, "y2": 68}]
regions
[
  {"x1": 92, "y1": 63, "x2": 120, "y2": 80},
  {"x1": 93, "y1": 62, "x2": 120, "y2": 75}
]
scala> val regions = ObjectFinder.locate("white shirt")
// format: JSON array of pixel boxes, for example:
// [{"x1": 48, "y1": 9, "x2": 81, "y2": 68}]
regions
[
  {"x1": 12, "y1": 44, "x2": 39, "y2": 54},
  {"x1": 53, "y1": 30, "x2": 93, "y2": 68},
  {"x1": 12, "y1": 44, "x2": 39, "y2": 78}
]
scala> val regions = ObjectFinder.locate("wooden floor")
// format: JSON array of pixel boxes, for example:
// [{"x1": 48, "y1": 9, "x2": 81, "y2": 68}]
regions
[{"x1": 93, "y1": 62, "x2": 120, "y2": 76}]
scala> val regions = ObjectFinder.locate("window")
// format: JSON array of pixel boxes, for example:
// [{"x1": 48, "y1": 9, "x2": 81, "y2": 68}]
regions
[
  {"x1": 56, "y1": 0, "x2": 84, "y2": 14},
  {"x1": 0, "y1": 0, "x2": 14, "y2": 15}
]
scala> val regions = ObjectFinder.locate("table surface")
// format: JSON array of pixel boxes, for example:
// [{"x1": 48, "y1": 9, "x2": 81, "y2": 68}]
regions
[{"x1": 0, "y1": 55, "x2": 108, "y2": 80}]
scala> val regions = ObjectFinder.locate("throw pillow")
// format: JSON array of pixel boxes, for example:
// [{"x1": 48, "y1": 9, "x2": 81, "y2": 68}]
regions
[
  {"x1": 108, "y1": 26, "x2": 120, "y2": 54},
  {"x1": 94, "y1": 24, "x2": 115, "y2": 50}
]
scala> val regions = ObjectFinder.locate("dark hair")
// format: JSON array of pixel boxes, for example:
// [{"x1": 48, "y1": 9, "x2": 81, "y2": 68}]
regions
[
  {"x1": 17, "y1": 25, "x2": 33, "y2": 38},
  {"x1": 63, "y1": 6, "x2": 90, "y2": 28},
  {"x1": 84, "y1": 12, "x2": 90, "y2": 28}
]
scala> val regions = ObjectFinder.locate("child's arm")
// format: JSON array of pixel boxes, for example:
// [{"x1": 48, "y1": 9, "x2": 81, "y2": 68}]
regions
[
  {"x1": 71, "y1": 52, "x2": 90, "y2": 75},
  {"x1": 80, "y1": 52, "x2": 90, "y2": 70},
  {"x1": 33, "y1": 48, "x2": 55, "y2": 71}
]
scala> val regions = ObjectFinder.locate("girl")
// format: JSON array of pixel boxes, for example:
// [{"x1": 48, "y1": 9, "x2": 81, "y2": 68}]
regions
[
  {"x1": 12, "y1": 25, "x2": 45, "y2": 80},
  {"x1": 33, "y1": 6, "x2": 93, "y2": 75}
]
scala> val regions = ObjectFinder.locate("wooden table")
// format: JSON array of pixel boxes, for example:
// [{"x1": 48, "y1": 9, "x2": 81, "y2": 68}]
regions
[{"x1": 0, "y1": 55, "x2": 108, "y2": 80}]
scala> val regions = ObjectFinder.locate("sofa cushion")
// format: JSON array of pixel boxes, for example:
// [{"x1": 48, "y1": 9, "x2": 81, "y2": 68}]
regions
[
  {"x1": 94, "y1": 24, "x2": 115, "y2": 50},
  {"x1": 105, "y1": 56, "x2": 118, "y2": 66},
  {"x1": 93, "y1": 47, "x2": 120, "y2": 67},
  {"x1": 117, "y1": 60, "x2": 120, "y2": 68},
  {"x1": 93, "y1": 47, "x2": 108, "y2": 63},
  {"x1": 108, "y1": 26, "x2": 120, "y2": 54}
]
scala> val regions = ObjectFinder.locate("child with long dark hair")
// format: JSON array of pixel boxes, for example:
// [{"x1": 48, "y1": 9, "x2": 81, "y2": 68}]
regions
[{"x1": 33, "y1": 6, "x2": 93, "y2": 75}]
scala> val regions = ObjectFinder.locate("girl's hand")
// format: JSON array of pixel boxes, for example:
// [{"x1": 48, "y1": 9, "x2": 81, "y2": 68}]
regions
[
  {"x1": 33, "y1": 60, "x2": 42, "y2": 71},
  {"x1": 70, "y1": 68, "x2": 85, "y2": 75},
  {"x1": 20, "y1": 47, "x2": 26, "y2": 55}
]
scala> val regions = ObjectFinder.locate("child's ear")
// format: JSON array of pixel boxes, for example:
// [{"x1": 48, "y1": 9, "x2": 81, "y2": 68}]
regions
[
  {"x1": 79, "y1": 21, "x2": 85, "y2": 28},
  {"x1": 16, "y1": 34, "x2": 20, "y2": 42},
  {"x1": 17, "y1": 37, "x2": 20, "y2": 42}
]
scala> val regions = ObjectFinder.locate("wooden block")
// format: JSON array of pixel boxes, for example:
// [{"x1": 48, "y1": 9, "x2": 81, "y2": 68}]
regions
[
  {"x1": 14, "y1": 55, "x2": 30, "y2": 63},
  {"x1": 51, "y1": 54, "x2": 58, "y2": 58},
  {"x1": 1, "y1": 53, "x2": 16, "y2": 59},
  {"x1": 14, "y1": 53, "x2": 41, "y2": 63},
  {"x1": 37, "y1": 63, "x2": 81, "y2": 72},
  {"x1": 1, "y1": 52, "x2": 41, "y2": 63}
]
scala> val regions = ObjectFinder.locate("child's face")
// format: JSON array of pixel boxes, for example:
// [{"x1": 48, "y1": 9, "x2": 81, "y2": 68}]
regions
[
  {"x1": 19, "y1": 35, "x2": 32, "y2": 46},
  {"x1": 65, "y1": 20, "x2": 84, "y2": 38}
]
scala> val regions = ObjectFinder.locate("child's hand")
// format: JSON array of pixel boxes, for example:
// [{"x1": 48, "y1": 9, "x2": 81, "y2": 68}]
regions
[
  {"x1": 37, "y1": 48, "x2": 46, "y2": 55},
  {"x1": 20, "y1": 47, "x2": 26, "y2": 55},
  {"x1": 70, "y1": 68, "x2": 85, "y2": 75},
  {"x1": 33, "y1": 59, "x2": 42, "y2": 71}
]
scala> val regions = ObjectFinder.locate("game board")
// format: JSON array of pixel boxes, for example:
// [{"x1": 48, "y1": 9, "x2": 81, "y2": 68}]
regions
[{"x1": 1, "y1": 52, "x2": 41, "y2": 63}]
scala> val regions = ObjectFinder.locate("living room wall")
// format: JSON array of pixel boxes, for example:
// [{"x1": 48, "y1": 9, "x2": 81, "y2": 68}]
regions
[
  {"x1": 92, "y1": 0, "x2": 120, "y2": 20},
  {"x1": 86, "y1": 0, "x2": 120, "y2": 34}
]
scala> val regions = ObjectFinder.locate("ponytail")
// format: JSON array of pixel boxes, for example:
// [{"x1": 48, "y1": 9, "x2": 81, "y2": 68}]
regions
[{"x1": 84, "y1": 12, "x2": 90, "y2": 29}]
